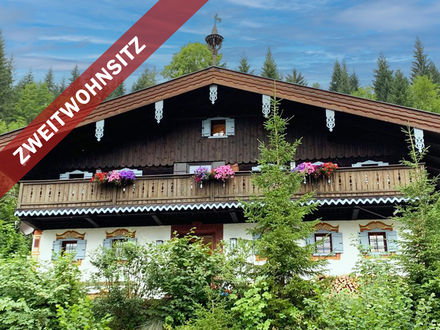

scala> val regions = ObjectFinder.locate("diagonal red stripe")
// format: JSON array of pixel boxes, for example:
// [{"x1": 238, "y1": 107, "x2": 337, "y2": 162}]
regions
[{"x1": 0, "y1": 0, "x2": 208, "y2": 199}]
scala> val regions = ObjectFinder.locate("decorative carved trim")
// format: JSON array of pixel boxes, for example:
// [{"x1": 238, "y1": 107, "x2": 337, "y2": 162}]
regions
[
  {"x1": 315, "y1": 222, "x2": 339, "y2": 232},
  {"x1": 326, "y1": 109, "x2": 335, "y2": 132},
  {"x1": 31, "y1": 230, "x2": 43, "y2": 260},
  {"x1": 414, "y1": 128, "x2": 424, "y2": 153},
  {"x1": 209, "y1": 84, "x2": 218, "y2": 104},
  {"x1": 56, "y1": 230, "x2": 85, "y2": 240},
  {"x1": 359, "y1": 221, "x2": 393, "y2": 232},
  {"x1": 155, "y1": 100, "x2": 163, "y2": 124},
  {"x1": 262, "y1": 94, "x2": 270, "y2": 117},
  {"x1": 106, "y1": 228, "x2": 136, "y2": 239},
  {"x1": 95, "y1": 120, "x2": 104, "y2": 142}
]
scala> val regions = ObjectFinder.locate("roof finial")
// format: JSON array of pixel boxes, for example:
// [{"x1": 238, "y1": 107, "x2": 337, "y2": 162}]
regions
[{"x1": 206, "y1": 14, "x2": 224, "y2": 66}]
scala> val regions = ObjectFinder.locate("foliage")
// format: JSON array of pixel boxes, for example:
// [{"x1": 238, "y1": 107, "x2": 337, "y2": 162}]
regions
[
  {"x1": 69, "y1": 64, "x2": 81, "y2": 84},
  {"x1": 285, "y1": 68, "x2": 307, "y2": 86},
  {"x1": 389, "y1": 69, "x2": 411, "y2": 107},
  {"x1": 349, "y1": 69, "x2": 359, "y2": 92},
  {"x1": 260, "y1": 47, "x2": 280, "y2": 80},
  {"x1": 15, "y1": 81, "x2": 55, "y2": 124},
  {"x1": 0, "y1": 30, "x2": 17, "y2": 123},
  {"x1": 44, "y1": 67, "x2": 58, "y2": 96},
  {"x1": 132, "y1": 66, "x2": 159, "y2": 92},
  {"x1": 106, "y1": 81, "x2": 125, "y2": 100},
  {"x1": 329, "y1": 60, "x2": 356, "y2": 94},
  {"x1": 237, "y1": 54, "x2": 254, "y2": 74},
  {"x1": 373, "y1": 51, "x2": 393, "y2": 102},
  {"x1": 162, "y1": 42, "x2": 223, "y2": 79},
  {"x1": 91, "y1": 234, "x2": 225, "y2": 329},
  {"x1": 312, "y1": 82, "x2": 321, "y2": 89},
  {"x1": 350, "y1": 85, "x2": 376, "y2": 100},
  {"x1": 329, "y1": 59, "x2": 342, "y2": 92},
  {"x1": 0, "y1": 255, "x2": 91, "y2": 329},
  {"x1": 410, "y1": 75, "x2": 440, "y2": 113},
  {"x1": 411, "y1": 36, "x2": 431, "y2": 83},
  {"x1": 57, "y1": 297, "x2": 111, "y2": 330},
  {"x1": 394, "y1": 128, "x2": 440, "y2": 319}
]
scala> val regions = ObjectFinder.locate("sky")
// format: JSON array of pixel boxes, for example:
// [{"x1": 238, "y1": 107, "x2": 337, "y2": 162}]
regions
[{"x1": 1, "y1": 0, "x2": 440, "y2": 90}]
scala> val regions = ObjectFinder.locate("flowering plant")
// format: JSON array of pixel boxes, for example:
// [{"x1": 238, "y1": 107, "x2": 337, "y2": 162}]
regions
[
  {"x1": 90, "y1": 169, "x2": 137, "y2": 186},
  {"x1": 317, "y1": 162, "x2": 339, "y2": 177},
  {"x1": 90, "y1": 172, "x2": 107, "y2": 184},
  {"x1": 119, "y1": 170, "x2": 136, "y2": 185},
  {"x1": 213, "y1": 165, "x2": 235, "y2": 182},
  {"x1": 193, "y1": 167, "x2": 212, "y2": 183},
  {"x1": 292, "y1": 162, "x2": 317, "y2": 175}
]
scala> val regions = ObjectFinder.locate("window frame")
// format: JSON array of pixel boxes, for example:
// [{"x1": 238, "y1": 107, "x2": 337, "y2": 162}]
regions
[
  {"x1": 306, "y1": 226, "x2": 343, "y2": 257},
  {"x1": 314, "y1": 233, "x2": 333, "y2": 255},
  {"x1": 202, "y1": 117, "x2": 235, "y2": 138},
  {"x1": 359, "y1": 222, "x2": 398, "y2": 255}
]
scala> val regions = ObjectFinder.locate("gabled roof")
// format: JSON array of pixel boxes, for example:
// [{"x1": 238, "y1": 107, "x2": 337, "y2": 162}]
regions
[{"x1": 2, "y1": 66, "x2": 440, "y2": 149}]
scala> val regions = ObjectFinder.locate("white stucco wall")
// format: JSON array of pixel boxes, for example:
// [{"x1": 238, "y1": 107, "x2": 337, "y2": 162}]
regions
[{"x1": 36, "y1": 219, "x2": 400, "y2": 278}]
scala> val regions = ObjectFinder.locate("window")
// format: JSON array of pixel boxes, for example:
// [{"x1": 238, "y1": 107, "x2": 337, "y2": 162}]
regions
[
  {"x1": 52, "y1": 230, "x2": 87, "y2": 261},
  {"x1": 202, "y1": 117, "x2": 235, "y2": 138},
  {"x1": 359, "y1": 221, "x2": 397, "y2": 254},
  {"x1": 314, "y1": 233, "x2": 332, "y2": 254},
  {"x1": 306, "y1": 223, "x2": 343, "y2": 257},
  {"x1": 173, "y1": 161, "x2": 225, "y2": 175},
  {"x1": 103, "y1": 229, "x2": 137, "y2": 251}
]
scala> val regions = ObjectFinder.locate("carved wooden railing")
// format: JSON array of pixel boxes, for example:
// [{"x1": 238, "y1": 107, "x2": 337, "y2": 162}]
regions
[{"x1": 17, "y1": 165, "x2": 414, "y2": 210}]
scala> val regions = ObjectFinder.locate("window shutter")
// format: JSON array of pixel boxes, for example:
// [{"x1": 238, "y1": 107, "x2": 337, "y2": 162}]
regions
[
  {"x1": 359, "y1": 232, "x2": 369, "y2": 250},
  {"x1": 202, "y1": 120, "x2": 211, "y2": 137},
  {"x1": 59, "y1": 173, "x2": 69, "y2": 180},
  {"x1": 52, "y1": 240, "x2": 62, "y2": 260},
  {"x1": 173, "y1": 163, "x2": 188, "y2": 174},
  {"x1": 252, "y1": 233, "x2": 261, "y2": 240},
  {"x1": 225, "y1": 118, "x2": 235, "y2": 136},
  {"x1": 305, "y1": 233, "x2": 314, "y2": 246},
  {"x1": 386, "y1": 231, "x2": 398, "y2": 252},
  {"x1": 332, "y1": 232, "x2": 343, "y2": 253},
  {"x1": 75, "y1": 239, "x2": 87, "y2": 260},
  {"x1": 212, "y1": 161, "x2": 225, "y2": 169},
  {"x1": 103, "y1": 238, "x2": 112, "y2": 249}
]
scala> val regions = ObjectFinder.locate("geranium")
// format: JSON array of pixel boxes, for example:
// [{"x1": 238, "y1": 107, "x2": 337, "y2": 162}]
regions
[
  {"x1": 319, "y1": 162, "x2": 339, "y2": 177},
  {"x1": 119, "y1": 170, "x2": 136, "y2": 185},
  {"x1": 213, "y1": 165, "x2": 235, "y2": 182},
  {"x1": 90, "y1": 172, "x2": 107, "y2": 184},
  {"x1": 193, "y1": 167, "x2": 212, "y2": 183},
  {"x1": 106, "y1": 170, "x2": 121, "y2": 185}
]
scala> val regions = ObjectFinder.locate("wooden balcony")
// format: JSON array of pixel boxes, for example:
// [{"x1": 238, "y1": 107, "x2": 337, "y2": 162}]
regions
[{"x1": 17, "y1": 165, "x2": 413, "y2": 211}]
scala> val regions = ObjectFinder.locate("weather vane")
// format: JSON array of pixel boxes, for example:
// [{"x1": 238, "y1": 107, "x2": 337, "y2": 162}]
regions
[{"x1": 205, "y1": 14, "x2": 224, "y2": 66}]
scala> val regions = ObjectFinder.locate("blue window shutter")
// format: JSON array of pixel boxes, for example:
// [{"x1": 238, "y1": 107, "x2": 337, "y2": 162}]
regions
[
  {"x1": 359, "y1": 232, "x2": 369, "y2": 250},
  {"x1": 225, "y1": 118, "x2": 235, "y2": 136},
  {"x1": 52, "y1": 240, "x2": 62, "y2": 260},
  {"x1": 332, "y1": 232, "x2": 343, "y2": 253},
  {"x1": 386, "y1": 231, "x2": 398, "y2": 252},
  {"x1": 306, "y1": 233, "x2": 314, "y2": 246},
  {"x1": 75, "y1": 240, "x2": 87, "y2": 260},
  {"x1": 103, "y1": 238, "x2": 112, "y2": 249},
  {"x1": 202, "y1": 120, "x2": 211, "y2": 137}
]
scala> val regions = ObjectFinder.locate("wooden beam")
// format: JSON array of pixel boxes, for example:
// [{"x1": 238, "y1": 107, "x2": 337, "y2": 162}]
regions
[
  {"x1": 151, "y1": 214, "x2": 163, "y2": 226},
  {"x1": 85, "y1": 216, "x2": 100, "y2": 228},
  {"x1": 229, "y1": 211, "x2": 238, "y2": 223},
  {"x1": 351, "y1": 207, "x2": 360, "y2": 220}
]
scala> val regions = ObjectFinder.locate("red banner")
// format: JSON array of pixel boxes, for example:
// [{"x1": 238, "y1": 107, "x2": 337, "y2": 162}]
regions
[{"x1": 0, "y1": 0, "x2": 208, "y2": 199}]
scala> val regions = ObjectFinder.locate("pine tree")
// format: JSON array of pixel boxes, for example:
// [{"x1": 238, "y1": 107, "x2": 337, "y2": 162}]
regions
[
  {"x1": 428, "y1": 62, "x2": 440, "y2": 85},
  {"x1": 329, "y1": 59, "x2": 342, "y2": 92},
  {"x1": 69, "y1": 64, "x2": 80, "y2": 84},
  {"x1": 349, "y1": 69, "x2": 360, "y2": 93},
  {"x1": 106, "y1": 81, "x2": 125, "y2": 100},
  {"x1": 15, "y1": 82, "x2": 54, "y2": 124},
  {"x1": 285, "y1": 68, "x2": 307, "y2": 86},
  {"x1": 44, "y1": 68, "x2": 57, "y2": 96},
  {"x1": 388, "y1": 69, "x2": 411, "y2": 107},
  {"x1": 237, "y1": 54, "x2": 254, "y2": 74},
  {"x1": 312, "y1": 82, "x2": 321, "y2": 89},
  {"x1": 338, "y1": 60, "x2": 351, "y2": 94},
  {"x1": 261, "y1": 47, "x2": 280, "y2": 80},
  {"x1": 16, "y1": 68, "x2": 34, "y2": 91},
  {"x1": 372, "y1": 52, "x2": 393, "y2": 102},
  {"x1": 0, "y1": 29, "x2": 16, "y2": 123},
  {"x1": 411, "y1": 37, "x2": 430, "y2": 82},
  {"x1": 57, "y1": 76, "x2": 67, "y2": 97},
  {"x1": 131, "y1": 67, "x2": 159, "y2": 92}
]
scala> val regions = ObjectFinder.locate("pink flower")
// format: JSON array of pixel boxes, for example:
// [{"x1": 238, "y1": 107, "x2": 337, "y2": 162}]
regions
[
  {"x1": 106, "y1": 170, "x2": 121, "y2": 184},
  {"x1": 213, "y1": 165, "x2": 235, "y2": 182}
]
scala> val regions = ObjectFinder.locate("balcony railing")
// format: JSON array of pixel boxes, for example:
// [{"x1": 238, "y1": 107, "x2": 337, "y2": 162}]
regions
[{"x1": 17, "y1": 165, "x2": 413, "y2": 210}]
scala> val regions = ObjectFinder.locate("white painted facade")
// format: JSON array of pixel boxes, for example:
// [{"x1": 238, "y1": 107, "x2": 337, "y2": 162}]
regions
[{"x1": 35, "y1": 219, "x2": 399, "y2": 279}]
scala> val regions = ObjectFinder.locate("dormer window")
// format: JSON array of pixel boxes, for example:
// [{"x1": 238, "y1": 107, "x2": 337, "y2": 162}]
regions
[{"x1": 202, "y1": 117, "x2": 235, "y2": 138}]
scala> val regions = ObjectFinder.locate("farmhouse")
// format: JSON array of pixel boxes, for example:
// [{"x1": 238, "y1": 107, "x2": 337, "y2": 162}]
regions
[{"x1": 3, "y1": 66, "x2": 440, "y2": 275}]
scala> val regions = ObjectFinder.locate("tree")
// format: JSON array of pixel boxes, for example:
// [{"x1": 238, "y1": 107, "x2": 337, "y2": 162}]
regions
[
  {"x1": 349, "y1": 69, "x2": 360, "y2": 93},
  {"x1": 106, "y1": 81, "x2": 125, "y2": 101},
  {"x1": 57, "y1": 76, "x2": 67, "y2": 97},
  {"x1": 372, "y1": 52, "x2": 393, "y2": 102},
  {"x1": 388, "y1": 69, "x2": 411, "y2": 107},
  {"x1": 44, "y1": 67, "x2": 57, "y2": 96},
  {"x1": 285, "y1": 68, "x2": 307, "y2": 86},
  {"x1": 0, "y1": 30, "x2": 16, "y2": 123},
  {"x1": 15, "y1": 68, "x2": 34, "y2": 91},
  {"x1": 69, "y1": 64, "x2": 80, "y2": 84},
  {"x1": 411, "y1": 37, "x2": 430, "y2": 82},
  {"x1": 312, "y1": 82, "x2": 321, "y2": 89},
  {"x1": 162, "y1": 42, "x2": 223, "y2": 80},
  {"x1": 260, "y1": 47, "x2": 280, "y2": 80},
  {"x1": 242, "y1": 96, "x2": 325, "y2": 328},
  {"x1": 338, "y1": 60, "x2": 352, "y2": 94},
  {"x1": 428, "y1": 62, "x2": 440, "y2": 85},
  {"x1": 237, "y1": 54, "x2": 254, "y2": 74},
  {"x1": 394, "y1": 129, "x2": 440, "y2": 319},
  {"x1": 15, "y1": 82, "x2": 54, "y2": 124},
  {"x1": 131, "y1": 66, "x2": 159, "y2": 92},
  {"x1": 329, "y1": 59, "x2": 342, "y2": 92},
  {"x1": 410, "y1": 75, "x2": 440, "y2": 113},
  {"x1": 350, "y1": 86, "x2": 376, "y2": 100}
]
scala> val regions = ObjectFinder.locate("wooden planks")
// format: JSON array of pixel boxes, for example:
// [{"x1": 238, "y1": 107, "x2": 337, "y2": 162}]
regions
[{"x1": 17, "y1": 166, "x2": 414, "y2": 210}]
